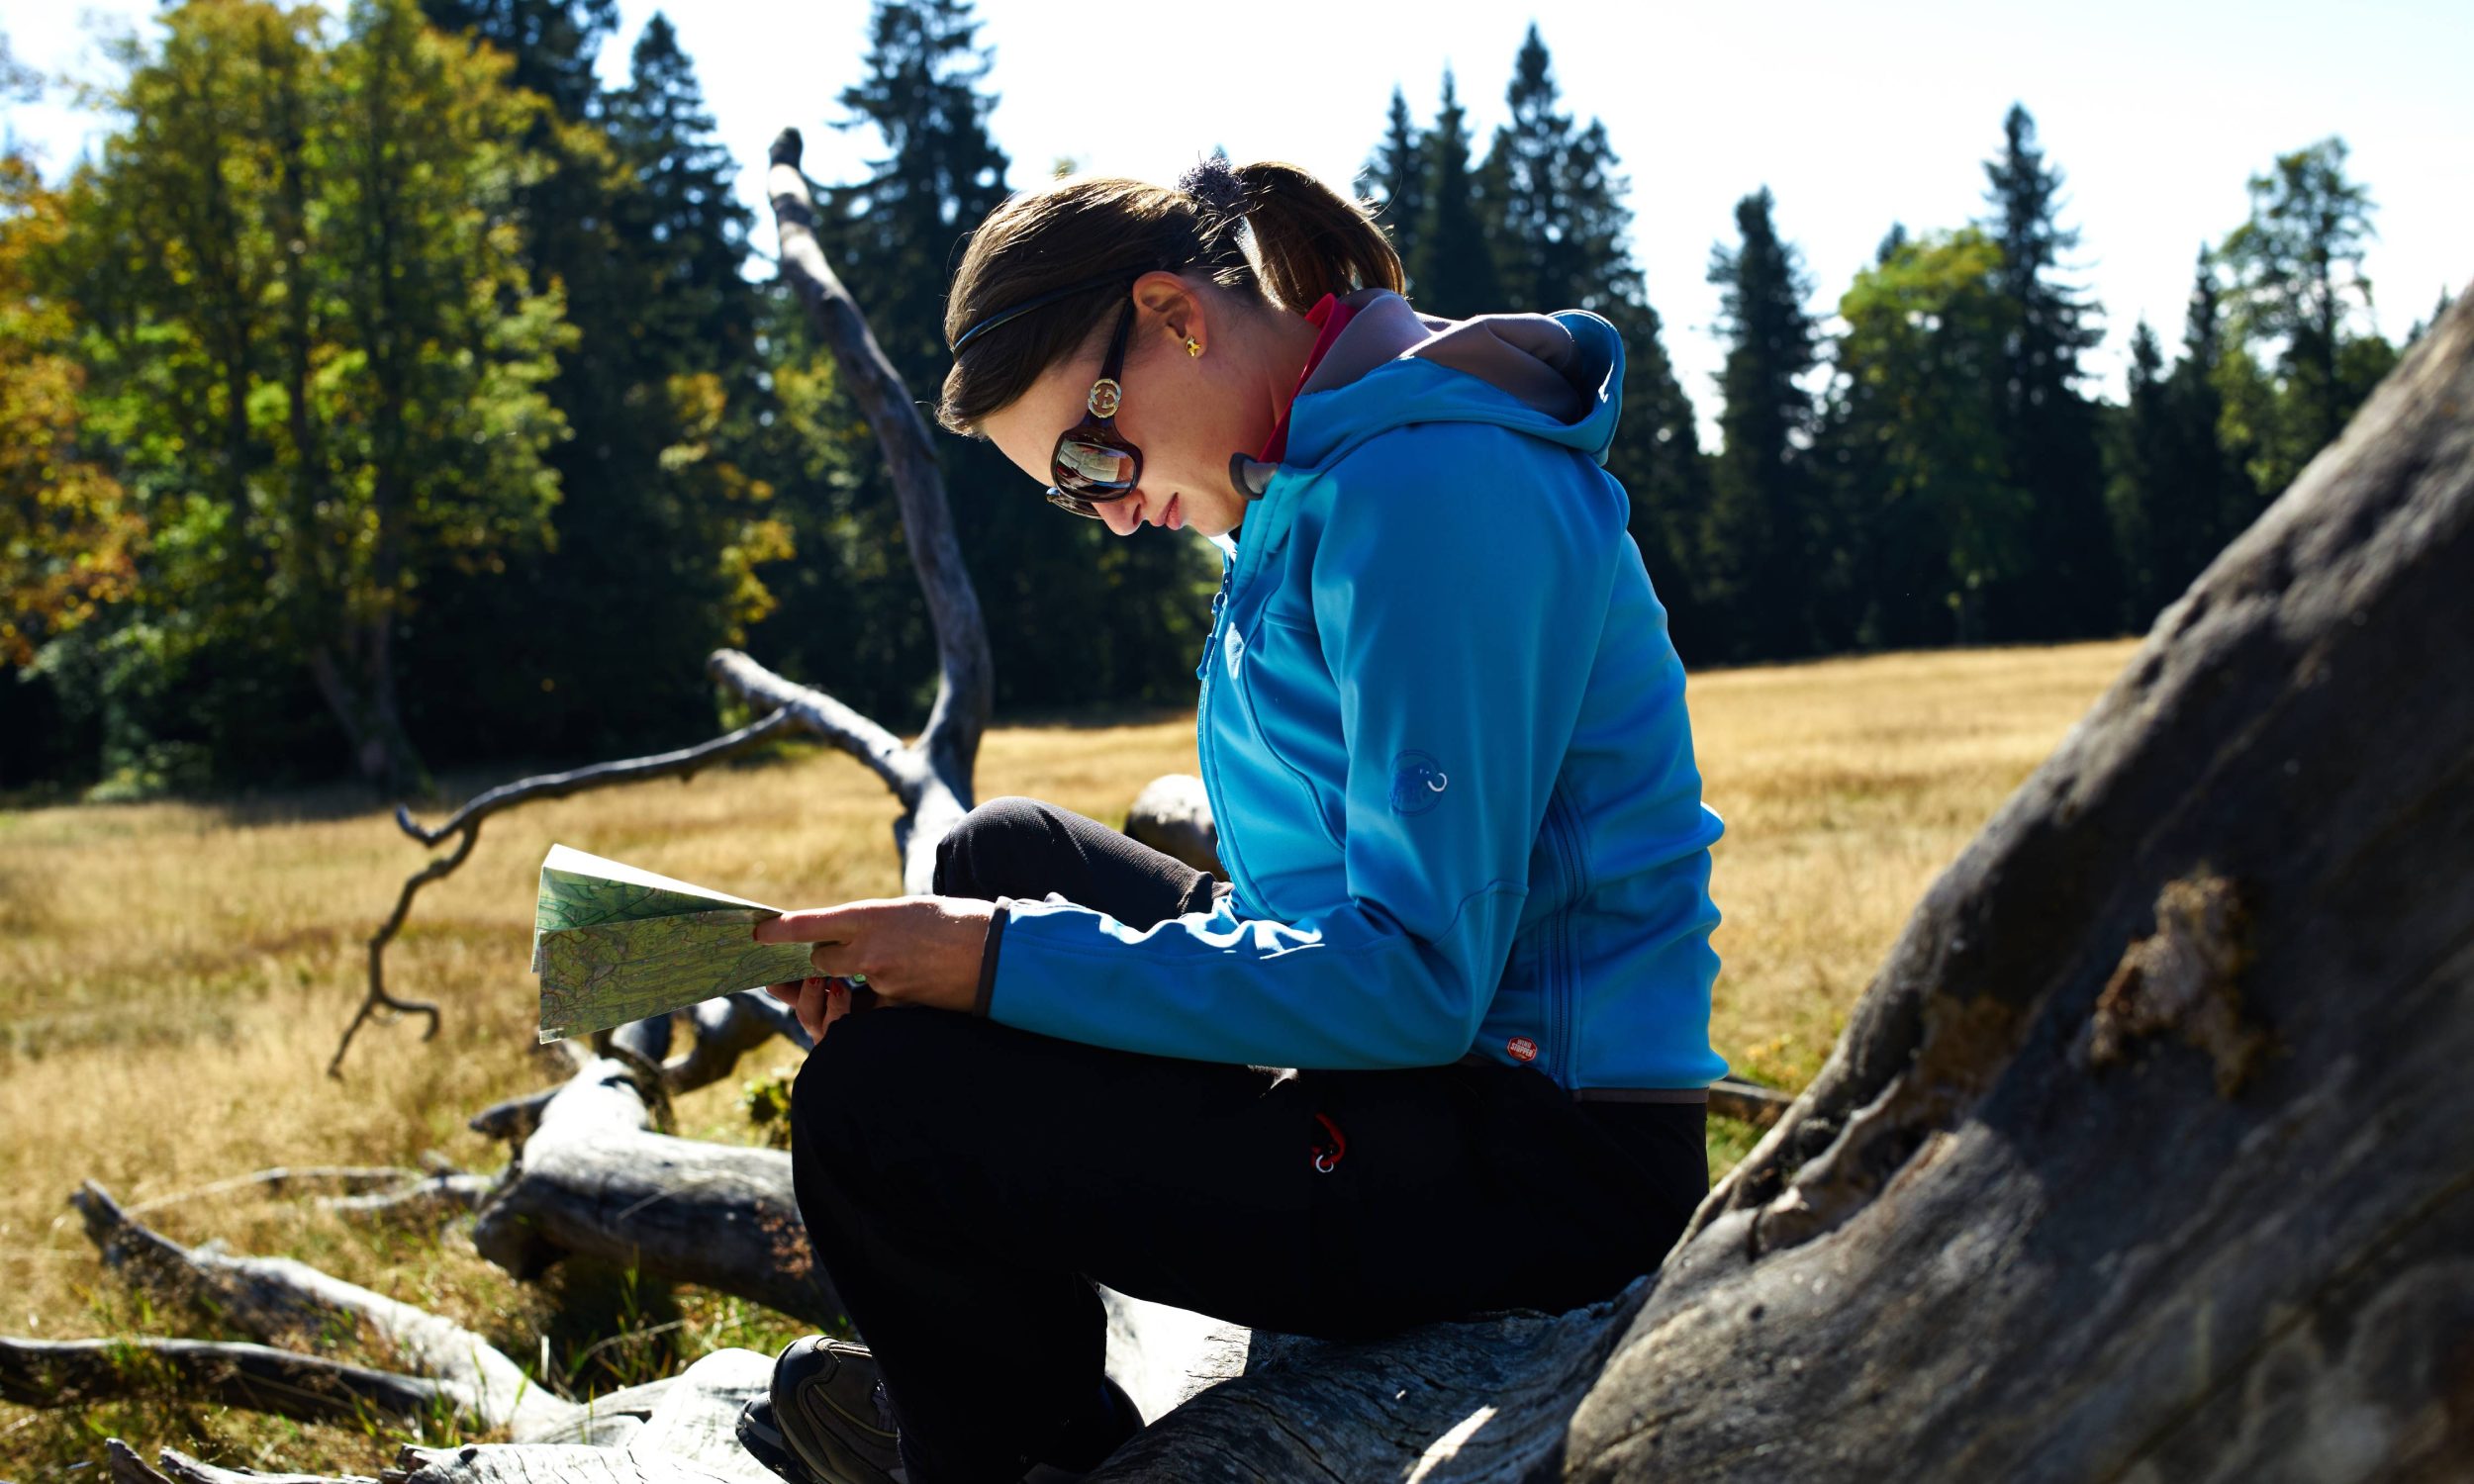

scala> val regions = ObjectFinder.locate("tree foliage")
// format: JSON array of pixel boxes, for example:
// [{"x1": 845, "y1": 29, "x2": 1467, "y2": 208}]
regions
[
  {"x1": 2214, "y1": 136, "x2": 2387, "y2": 497},
  {"x1": 0, "y1": 8, "x2": 2427, "y2": 792},
  {"x1": 49, "y1": 0, "x2": 570, "y2": 790},
  {"x1": 1702, "y1": 185, "x2": 1822, "y2": 662},
  {"x1": 0, "y1": 155, "x2": 143, "y2": 670}
]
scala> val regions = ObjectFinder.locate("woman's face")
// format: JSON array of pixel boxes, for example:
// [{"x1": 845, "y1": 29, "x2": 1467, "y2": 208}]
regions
[{"x1": 978, "y1": 272, "x2": 1285, "y2": 541}]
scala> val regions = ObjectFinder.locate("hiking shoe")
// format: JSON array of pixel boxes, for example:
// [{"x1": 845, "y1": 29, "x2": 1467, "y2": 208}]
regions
[{"x1": 735, "y1": 1336, "x2": 908, "y2": 1484}]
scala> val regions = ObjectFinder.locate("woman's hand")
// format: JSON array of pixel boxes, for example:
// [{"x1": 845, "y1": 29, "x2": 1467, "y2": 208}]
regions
[{"x1": 755, "y1": 896, "x2": 996, "y2": 1040}]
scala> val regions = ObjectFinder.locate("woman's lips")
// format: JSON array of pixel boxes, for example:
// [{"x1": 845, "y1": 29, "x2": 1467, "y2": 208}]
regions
[{"x1": 1165, "y1": 494, "x2": 1183, "y2": 531}]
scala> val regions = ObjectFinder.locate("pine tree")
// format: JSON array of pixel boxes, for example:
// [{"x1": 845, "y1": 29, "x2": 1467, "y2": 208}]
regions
[
  {"x1": 419, "y1": 0, "x2": 614, "y2": 117},
  {"x1": 1701, "y1": 185, "x2": 1823, "y2": 662},
  {"x1": 2404, "y1": 286, "x2": 2456, "y2": 350},
  {"x1": 1462, "y1": 29, "x2": 1711, "y2": 657},
  {"x1": 1359, "y1": 86, "x2": 1423, "y2": 276},
  {"x1": 399, "y1": 2, "x2": 796, "y2": 766},
  {"x1": 2160, "y1": 247, "x2": 2257, "y2": 596},
  {"x1": 603, "y1": 14, "x2": 757, "y2": 376},
  {"x1": 1489, "y1": 26, "x2": 1581, "y2": 312},
  {"x1": 1976, "y1": 102, "x2": 2120, "y2": 643},
  {"x1": 2103, "y1": 319, "x2": 2177, "y2": 627},
  {"x1": 1407, "y1": 70, "x2": 1500, "y2": 320},
  {"x1": 819, "y1": 0, "x2": 1011, "y2": 393}
]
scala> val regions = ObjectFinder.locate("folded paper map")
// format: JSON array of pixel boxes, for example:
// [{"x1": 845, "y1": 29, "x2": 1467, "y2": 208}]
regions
[{"x1": 532, "y1": 844, "x2": 837, "y2": 1043}]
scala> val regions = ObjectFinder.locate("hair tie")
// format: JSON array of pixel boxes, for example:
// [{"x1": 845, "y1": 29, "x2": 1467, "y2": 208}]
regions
[{"x1": 1177, "y1": 154, "x2": 1249, "y2": 222}]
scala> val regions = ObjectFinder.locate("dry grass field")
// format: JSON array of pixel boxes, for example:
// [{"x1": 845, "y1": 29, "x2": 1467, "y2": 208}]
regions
[{"x1": 0, "y1": 636, "x2": 2140, "y2": 1477}]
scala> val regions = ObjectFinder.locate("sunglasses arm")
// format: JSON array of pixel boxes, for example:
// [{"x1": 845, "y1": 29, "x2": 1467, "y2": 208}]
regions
[{"x1": 1228, "y1": 454, "x2": 1279, "y2": 501}]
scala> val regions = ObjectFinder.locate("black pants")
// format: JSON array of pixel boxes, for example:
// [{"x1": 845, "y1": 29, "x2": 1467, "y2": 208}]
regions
[{"x1": 788, "y1": 796, "x2": 1707, "y2": 1483}]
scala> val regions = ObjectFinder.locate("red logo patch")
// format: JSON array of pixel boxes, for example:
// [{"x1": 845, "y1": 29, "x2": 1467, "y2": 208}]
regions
[{"x1": 1506, "y1": 1036, "x2": 1538, "y2": 1063}]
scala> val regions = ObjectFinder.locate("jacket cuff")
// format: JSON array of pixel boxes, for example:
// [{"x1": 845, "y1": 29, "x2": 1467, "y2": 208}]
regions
[{"x1": 973, "y1": 898, "x2": 1010, "y2": 1018}]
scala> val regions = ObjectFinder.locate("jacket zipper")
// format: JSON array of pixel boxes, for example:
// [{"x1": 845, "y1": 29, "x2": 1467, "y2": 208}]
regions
[{"x1": 1196, "y1": 555, "x2": 1259, "y2": 911}]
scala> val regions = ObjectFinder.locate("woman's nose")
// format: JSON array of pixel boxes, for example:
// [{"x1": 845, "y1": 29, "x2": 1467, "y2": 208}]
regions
[{"x1": 1101, "y1": 493, "x2": 1144, "y2": 537}]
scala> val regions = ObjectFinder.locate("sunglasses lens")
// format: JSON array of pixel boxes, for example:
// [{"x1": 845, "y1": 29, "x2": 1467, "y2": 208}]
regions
[
  {"x1": 1054, "y1": 435, "x2": 1138, "y2": 493},
  {"x1": 1045, "y1": 488, "x2": 1104, "y2": 518}
]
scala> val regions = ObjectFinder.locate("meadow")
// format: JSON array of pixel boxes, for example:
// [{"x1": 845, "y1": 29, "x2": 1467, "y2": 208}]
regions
[{"x1": 0, "y1": 636, "x2": 2141, "y2": 1477}]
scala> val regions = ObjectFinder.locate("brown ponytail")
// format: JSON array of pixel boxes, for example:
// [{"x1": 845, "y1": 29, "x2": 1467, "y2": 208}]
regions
[{"x1": 935, "y1": 157, "x2": 1404, "y2": 437}]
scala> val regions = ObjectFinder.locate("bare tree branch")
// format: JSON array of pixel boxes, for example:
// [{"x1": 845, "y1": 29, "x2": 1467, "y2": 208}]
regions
[
  {"x1": 765, "y1": 125, "x2": 992, "y2": 809},
  {"x1": 331, "y1": 709, "x2": 797, "y2": 1074},
  {"x1": 392, "y1": 707, "x2": 799, "y2": 847}
]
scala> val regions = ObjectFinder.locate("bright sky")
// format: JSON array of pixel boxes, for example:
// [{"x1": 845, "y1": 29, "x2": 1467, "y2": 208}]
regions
[{"x1": 11, "y1": 0, "x2": 2470, "y2": 450}]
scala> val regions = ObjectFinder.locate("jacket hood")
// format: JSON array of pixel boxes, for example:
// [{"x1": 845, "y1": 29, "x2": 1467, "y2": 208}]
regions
[
  {"x1": 1277, "y1": 287, "x2": 1627, "y2": 472},
  {"x1": 1208, "y1": 289, "x2": 1630, "y2": 566}
]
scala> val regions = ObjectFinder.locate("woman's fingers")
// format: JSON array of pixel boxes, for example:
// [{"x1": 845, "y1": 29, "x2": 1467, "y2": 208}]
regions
[{"x1": 787, "y1": 975, "x2": 861, "y2": 1043}]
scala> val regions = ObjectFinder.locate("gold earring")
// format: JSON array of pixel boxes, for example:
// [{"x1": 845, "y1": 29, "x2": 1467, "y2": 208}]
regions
[{"x1": 1186, "y1": 336, "x2": 1203, "y2": 357}]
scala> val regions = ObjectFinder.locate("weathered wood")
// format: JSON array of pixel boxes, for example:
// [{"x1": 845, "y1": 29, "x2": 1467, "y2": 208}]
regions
[
  {"x1": 105, "y1": 1438, "x2": 188, "y2": 1484},
  {"x1": 70, "y1": 1181, "x2": 575, "y2": 1438},
  {"x1": 467, "y1": 1051, "x2": 843, "y2": 1329},
  {"x1": 2, "y1": 1337, "x2": 464, "y2": 1424},
  {"x1": 757, "y1": 125, "x2": 993, "y2": 890},
  {"x1": 124, "y1": 1166, "x2": 453, "y2": 1216},
  {"x1": 1088, "y1": 1289, "x2": 1650, "y2": 1483},
  {"x1": 471, "y1": 993, "x2": 809, "y2": 1149},
  {"x1": 149, "y1": 1443, "x2": 379, "y2": 1484},
  {"x1": 1704, "y1": 1078, "x2": 1792, "y2": 1128},
  {"x1": 1555, "y1": 279, "x2": 2474, "y2": 1484},
  {"x1": 1123, "y1": 773, "x2": 1225, "y2": 877}
]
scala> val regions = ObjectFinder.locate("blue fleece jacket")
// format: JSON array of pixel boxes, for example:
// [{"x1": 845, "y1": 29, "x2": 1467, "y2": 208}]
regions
[{"x1": 976, "y1": 290, "x2": 1729, "y2": 1093}]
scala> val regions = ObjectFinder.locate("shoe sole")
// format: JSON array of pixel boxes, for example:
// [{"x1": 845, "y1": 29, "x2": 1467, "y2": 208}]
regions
[{"x1": 736, "y1": 1396, "x2": 823, "y2": 1484}]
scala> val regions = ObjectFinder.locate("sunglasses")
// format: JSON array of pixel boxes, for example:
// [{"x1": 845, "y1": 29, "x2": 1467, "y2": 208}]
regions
[{"x1": 1044, "y1": 294, "x2": 1145, "y2": 519}]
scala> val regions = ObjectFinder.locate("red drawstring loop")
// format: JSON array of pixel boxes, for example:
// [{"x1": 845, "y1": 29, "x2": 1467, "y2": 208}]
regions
[{"x1": 1310, "y1": 1112, "x2": 1347, "y2": 1173}]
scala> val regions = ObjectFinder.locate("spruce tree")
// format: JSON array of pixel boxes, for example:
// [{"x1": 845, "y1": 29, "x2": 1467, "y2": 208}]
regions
[
  {"x1": 603, "y1": 14, "x2": 757, "y2": 377},
  {"x1": 790, "y1": 0, "x2": 1215, "y2": 720},
  {"x1": 1464, "y1": 28, "x2": 1712, "y2": 658},
  {"x1": 1701, "y1": 185, "x2": 1823, "y2": 662},
  {"x1": 1489, "y1": 25, "x2": 1581, "y2": 312},
  {"x1": 2160, "y1": 247, "x2": 2256, "y2": 598},
  {"x1": 1976, "y1": 102, "x2": 2120, "y2": 643},
  {"x1": 2404, "y1": 286, "x2": 2455, "y2": 350},
  {"x1": 1359, "y1": 85, "x2": 1424, "y2": 277},
  {"x1": 2103, "y1": 319, "x2": 2177, "y2": 628},
  {"x1": 403, "y1": 2, "x2": 793, "y2": 765},
  {"x1": 1408, "y1": 70, "x2": 1500, "y2": 320}
]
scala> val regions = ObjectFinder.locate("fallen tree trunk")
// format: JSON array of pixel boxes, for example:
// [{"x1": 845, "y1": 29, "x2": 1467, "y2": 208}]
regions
[
  {"x1": 2, "y1": 1337, "x2": 468, "y2": 1426},
  {"x1": 467, "y1": 1046, "x2": 843, "y2": 1330},
  {"x1": 61, "y1": 1181, "x2": 578, "y2": 1440}
]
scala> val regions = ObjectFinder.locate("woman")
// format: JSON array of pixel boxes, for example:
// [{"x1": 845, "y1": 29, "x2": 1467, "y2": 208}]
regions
[{"x1": 733, "y1": 153, "x2": 1729, "y2": 1484}]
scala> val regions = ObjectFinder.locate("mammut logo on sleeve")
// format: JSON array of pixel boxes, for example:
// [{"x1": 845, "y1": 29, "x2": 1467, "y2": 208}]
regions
[{"x1": 1388, "y1": 750, "x2": 1448, "y2": 815}]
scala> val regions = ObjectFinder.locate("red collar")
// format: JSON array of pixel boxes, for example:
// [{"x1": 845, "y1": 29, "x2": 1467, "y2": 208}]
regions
[{"x1": 1255, "y1": 292, "x2": 1358, "y2": 465}]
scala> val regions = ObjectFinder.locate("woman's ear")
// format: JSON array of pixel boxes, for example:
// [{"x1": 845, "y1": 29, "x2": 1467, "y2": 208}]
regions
[{"x1": 1133, "y1": 269, "x2": 1206, "y2": 354}]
